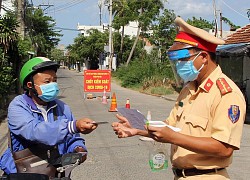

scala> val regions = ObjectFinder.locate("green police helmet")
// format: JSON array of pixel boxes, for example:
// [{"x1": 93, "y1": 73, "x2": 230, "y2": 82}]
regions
[{"x1": 20, "y1": 57, "x2": 60, "y2": 87}]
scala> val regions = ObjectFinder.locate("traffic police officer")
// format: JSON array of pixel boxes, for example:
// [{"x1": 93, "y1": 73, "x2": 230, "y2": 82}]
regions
[{"x1": 112, "y1": 17, "x2": 246, "y2": 179}]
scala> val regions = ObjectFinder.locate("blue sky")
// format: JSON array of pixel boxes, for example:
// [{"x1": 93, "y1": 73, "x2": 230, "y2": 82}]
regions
[{"x1": 32, "y1": 0, "x2": 250, "y2": 47}]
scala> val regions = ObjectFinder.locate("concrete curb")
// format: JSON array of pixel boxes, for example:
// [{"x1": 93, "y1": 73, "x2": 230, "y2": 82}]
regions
[
  {"x1": 160, "y1": 95, "x2": 178, "y2": 101},
  {"x1": 139, "y1": 91, "x2": 178, "y2": 102}
]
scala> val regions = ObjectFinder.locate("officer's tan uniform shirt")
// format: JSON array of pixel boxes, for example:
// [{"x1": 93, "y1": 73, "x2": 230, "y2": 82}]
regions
[{"x1": 167, "y1": 65, "x2": 246, "y2": 170}]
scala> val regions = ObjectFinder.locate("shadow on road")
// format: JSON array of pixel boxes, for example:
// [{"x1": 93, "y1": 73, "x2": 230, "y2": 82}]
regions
[
  {"x1": 57, "y1": 95, "x2": 66, "y2": 100},
  {"x1": 57, "y1": 76, "x2": 70, "y2": 79}
]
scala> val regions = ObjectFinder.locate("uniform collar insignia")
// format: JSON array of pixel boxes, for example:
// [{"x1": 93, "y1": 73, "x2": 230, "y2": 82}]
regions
[{"x1": 203, "y1": 78, "x2": 214, "y2": 92}]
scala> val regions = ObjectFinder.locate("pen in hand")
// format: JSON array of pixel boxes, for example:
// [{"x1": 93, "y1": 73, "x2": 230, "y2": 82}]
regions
[{"x1": 90, "y1": 121, "x2": 109, "y2": 125}]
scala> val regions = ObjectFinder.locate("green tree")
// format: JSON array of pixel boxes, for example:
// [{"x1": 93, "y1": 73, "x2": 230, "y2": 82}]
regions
[
  {"x1": 112, "y1": 0, "x2": 135, "y2": 65},
  {"x1": 0, "y1": 12, "x2": 19, "y2": 106},
  {"x1": 150, "y1": 9, "x2": 176, "y2": 61},
  {"x1": 50, "y1": 48, "x2": 66, "y2": 63},
  {"x1": 25, "y1": 7, "x2": 62, "y2": 56},
  {"x1": 115, "y1": 0, "x2": 164, "y2": 66},
  {"x1": 0, "y1": 12, "x2": 19, "y2": 66},
  {"x1": 67, "y1": 29, "x2": 108, "y2": 69},
  {"x1": 186, "y1": 17, "x2": 214, "y2": 29},
  {"x1": 221, "y1": 16, "x2": 240, "y2": 30},
  {"x1": 111, "y1": 0, "x2": 164, "y2": 65},
  {"x1": 112, "y1": 31, "x2": 142, "y2": 65},
  {"x1": 66, "y1": 44, "x2": 78, "y2": 67}
]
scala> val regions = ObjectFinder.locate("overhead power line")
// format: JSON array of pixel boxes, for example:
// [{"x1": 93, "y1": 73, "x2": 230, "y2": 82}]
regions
[
  {"x1": 52, "y1": 0, "x2": 87, "y2": 13},
  {"x1": 220, "y1": 0, "x2": 249, "y2": 19},
  {"x1": 33, "y1": 0, "x2": 87, "y2": 13}
]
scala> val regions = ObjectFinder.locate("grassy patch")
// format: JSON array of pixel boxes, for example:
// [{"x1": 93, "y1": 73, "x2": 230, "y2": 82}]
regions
[
  {"x1": 111, "y1": 76, "x2": 122, "y2": 86},
  {"x1": 150, "y1": 86, "x2": 173, "y2": 95},
  {"x1": 142, "y1": 86, "x2": 175, "y2": 95},
  {"x1": 112, "y1": 73, "x2": 177, "y2": 96}
]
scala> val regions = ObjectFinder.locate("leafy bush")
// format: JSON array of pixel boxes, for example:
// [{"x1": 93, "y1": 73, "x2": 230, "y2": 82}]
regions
[
  {"x1": 142, "y1": 76, "x2": 173, "y2": 90},
  {"x1": 115, "y1": 50, "x2": 175, "y2": 89},
  {"x1": 150, "y1": 86, "x2": 173, "y2": 95},
  {"x1": 0, "y1": 66, "x2": 15, "y2": 95},
  {"x1": 115, "y1": 59, "x2": 152, "y2": 87},
  {"x1": 0, "y1": 66, "x2": 15, "y2": 110},
  {"x1": 18, "y1": 38, "x2": 34, "y2": 58}
]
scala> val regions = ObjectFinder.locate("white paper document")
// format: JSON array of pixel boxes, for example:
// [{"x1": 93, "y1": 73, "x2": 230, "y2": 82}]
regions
[{"x1": 146, "y1": 121, "x2": 181, "y2": 132}]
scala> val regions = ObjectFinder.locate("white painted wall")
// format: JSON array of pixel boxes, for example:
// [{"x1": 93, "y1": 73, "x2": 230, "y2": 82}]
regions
[
  {"x1": 1, "y1": 0, "x2": 14, "y2": 16},
  {"x1": 77, "y1": 21, "x2": 141, "y2": 38}
]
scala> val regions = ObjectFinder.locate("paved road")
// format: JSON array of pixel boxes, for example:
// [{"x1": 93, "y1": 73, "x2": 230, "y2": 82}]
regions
[
  {"x1": 1, "y1": 68, "x2": 250, "y2": 179},
  {"x1": 56, "y1": 69, "x2": 250, "y2": 180},
  {"x1": 58, "y1": 69, "x2": 175, "y2": 180}
]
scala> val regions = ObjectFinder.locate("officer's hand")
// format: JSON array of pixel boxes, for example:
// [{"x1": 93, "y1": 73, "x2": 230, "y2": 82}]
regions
[
  {"x1": 146, "y1": 125, "x2": 175, "y2": 143},
  {"x1": 112, "y1": 114, "x2": 137, "y2": 138},
  {"x1": 76, "y1": 118, "x2": 98, "y2": 134}
]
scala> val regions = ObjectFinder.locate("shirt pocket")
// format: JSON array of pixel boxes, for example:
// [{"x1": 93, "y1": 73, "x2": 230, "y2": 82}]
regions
[{"x1": 184, "y1": 114, "x2": 210, "y2": 134}]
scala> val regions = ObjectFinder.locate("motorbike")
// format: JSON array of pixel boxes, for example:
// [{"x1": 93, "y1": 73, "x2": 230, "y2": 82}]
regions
[{"x1": 0, "y1": 152, "x2": 86, "y2": 180}]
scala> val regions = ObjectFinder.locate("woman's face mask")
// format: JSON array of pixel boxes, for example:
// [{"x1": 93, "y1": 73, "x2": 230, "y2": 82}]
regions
[
  {"x1": 167, "y1": 49, "x2": 204, "y2": 83},
  {"x1": 35, "y1": 82, "x2": 60, "y2": 102}
]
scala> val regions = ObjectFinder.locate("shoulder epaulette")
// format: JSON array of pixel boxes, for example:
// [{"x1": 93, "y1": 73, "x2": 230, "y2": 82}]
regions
[{"x1": 216, "y1": 78, "x2": 232, "y2": 95}]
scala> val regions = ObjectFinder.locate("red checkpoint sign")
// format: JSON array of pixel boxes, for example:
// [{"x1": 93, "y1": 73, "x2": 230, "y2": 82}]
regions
[{"x1": 84, "y1": 70, "x2": 111, "y2": 92}]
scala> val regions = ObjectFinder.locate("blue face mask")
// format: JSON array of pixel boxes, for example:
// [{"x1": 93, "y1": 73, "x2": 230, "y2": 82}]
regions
[
  {"x1": 36, "y1": 82, "x2": 60, "y2": 102},
  {"x1": 176, "y1": 52, "x2": 204, "y2": 83}
]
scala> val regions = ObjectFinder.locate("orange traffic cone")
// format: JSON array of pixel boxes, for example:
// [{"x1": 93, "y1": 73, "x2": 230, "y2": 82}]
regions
[
  {"x1": 109, "y1": 92, "x2": 118, "y2": 112},
  {"x1": 125, "y1": 98, "x2": 130, "y2": 109},
  {"x1": 102, "y1": 89, "x2": 108, "y2": 104}
]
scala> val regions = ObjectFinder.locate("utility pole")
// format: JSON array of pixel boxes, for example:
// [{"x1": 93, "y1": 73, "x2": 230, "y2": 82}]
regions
[
  {"x1": 98, "y1": 0, "x2": 102, "y2": 26},
  {"x1": 108, "y1": 0, "x2": 112, "y2": 70},
  {"x1": 213, "y1": 0, "x2": 218, "y2": 37},
  {"x1": 220, "y1": 12, "x2": 223, "y2": 38}
]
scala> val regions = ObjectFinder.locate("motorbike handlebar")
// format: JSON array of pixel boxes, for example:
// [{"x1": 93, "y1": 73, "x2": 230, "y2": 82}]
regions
[{"x1": 0, "y1": 152, "x2": 87, "y2": 180}]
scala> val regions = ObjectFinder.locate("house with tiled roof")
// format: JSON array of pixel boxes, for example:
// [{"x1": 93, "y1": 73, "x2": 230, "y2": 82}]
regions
[
  {"x1": 216, "y1": 24, "x2": 250, "y2": 109},
  {"x1": 225, "y1": 24, "x2": 250, "y2": 44}
]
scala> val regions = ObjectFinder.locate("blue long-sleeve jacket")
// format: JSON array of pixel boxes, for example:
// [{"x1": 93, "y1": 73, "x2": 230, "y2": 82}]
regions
[{"x1": 0, "y1": 94, "x2": 87, "y2": 174}]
